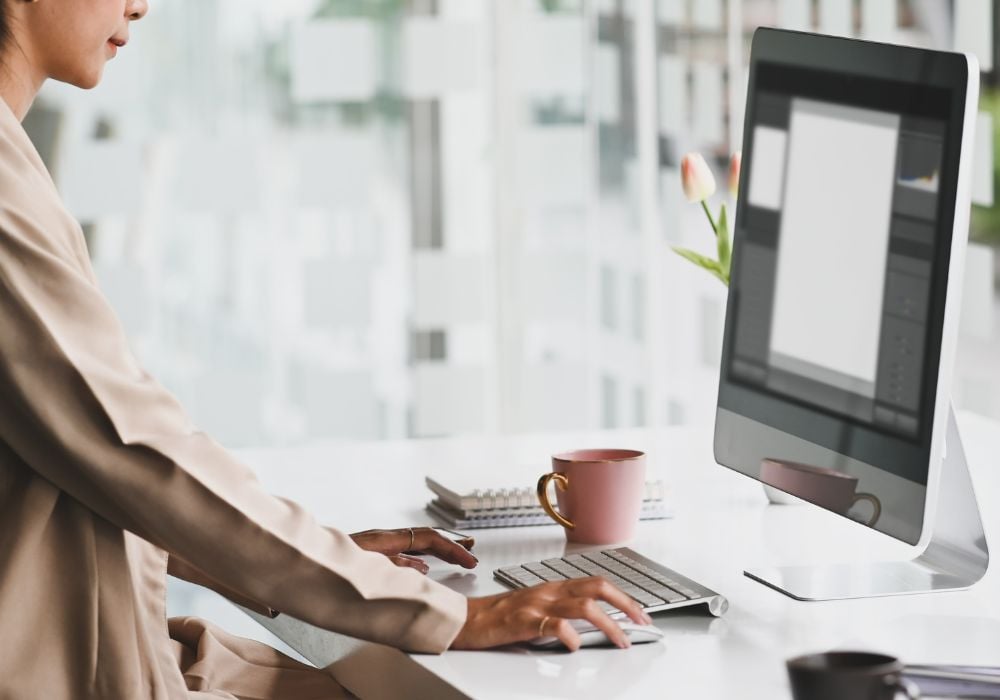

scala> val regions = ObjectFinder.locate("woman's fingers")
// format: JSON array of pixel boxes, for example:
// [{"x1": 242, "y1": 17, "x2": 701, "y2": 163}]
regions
[
  {"x1": 452, "y1": 577, "x2": 653, "y2": 652},
  {"x1": 546, "y1": 617, "x2": 583, "y2": 652},
  {"x1": 349, "y1": 528, "x2": 477, "y2": 569},
  {"x1": 388, "y1": 553, "x2": 430, "y2": 574},
  {"x1": 570, "y1": 577, "x2": 651, "y2": 626},
  {"x1": 410, "y1": 528, "x2": 478, "y2": 569},
  {"x1": 348, "y1": 529, "x2": 396, "y2": 555},
  {"x1": 548, "y1": 597, "x2": 630, "y2": 649}
]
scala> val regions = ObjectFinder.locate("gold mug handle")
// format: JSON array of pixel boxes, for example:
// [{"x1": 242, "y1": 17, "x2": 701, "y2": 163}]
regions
[
  {"x1": 852, "y1": 492, "x2": 882, "y2": 527},
  {"x1": 537, "y1": 473, "x2": 574, "y2": 530}
]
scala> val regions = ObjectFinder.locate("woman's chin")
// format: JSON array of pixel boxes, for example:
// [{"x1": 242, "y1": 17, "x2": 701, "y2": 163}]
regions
[{"x1": 55, "y1": 66, "x2": 105, "y2": 91}]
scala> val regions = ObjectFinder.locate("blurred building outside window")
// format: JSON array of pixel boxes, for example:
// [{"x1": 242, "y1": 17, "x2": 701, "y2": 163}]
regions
[{"x1": 24, "y1": 0, "x2": 1000, "y2": 451}]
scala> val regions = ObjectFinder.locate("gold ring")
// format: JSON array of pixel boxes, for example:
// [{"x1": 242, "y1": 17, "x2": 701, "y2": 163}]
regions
[
  {"x1": 538, "y1": 615, "x2": 551, "y2": 637},
  {"x1": 406, "y1": 527, "x2": 415, "y2": 551}
]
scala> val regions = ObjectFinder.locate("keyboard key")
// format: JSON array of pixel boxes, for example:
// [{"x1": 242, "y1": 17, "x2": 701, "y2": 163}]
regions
[
  {"x1": 565, "y1": 554, "x2": 591, "y2": 567},
  {"x1": 646, "y1": 586, "x2": 687, "y2": 604},
  {"x1": 547, "y1": 561, "x2": 589, "y2": 579},
  {"x1": 624, "y1": 590, "x2": 663, "y2": 607},
  {"x1": 624, "y1": 572, "x2": 656, "y2": 587},
  {"x1": 645, "y1": 570, "x2": 689, "y2": 590},
  {"x1": 524, "y1": 562, "x2": 567, "y2": 581},
  {"x1": 581, "y1": 551, "x2": 621, "y2": 569},
  {"x1": 569, "y1": 558, "x2": 601, "y2": 572},
  {"x1": 500, "y1": 567, "x2": 546, "y2": 587}
]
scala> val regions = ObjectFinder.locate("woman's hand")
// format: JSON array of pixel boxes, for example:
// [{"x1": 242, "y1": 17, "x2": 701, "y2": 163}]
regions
[
  {"x1": 451, "y1": 578, "x2": 652, "y2": 651},
  {"x1": 350, "y1": 527, "x2": 477, "y2": 575}
]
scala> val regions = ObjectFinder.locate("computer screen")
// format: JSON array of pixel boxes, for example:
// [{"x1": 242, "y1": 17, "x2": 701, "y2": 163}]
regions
[{"x1": 715, "y1": 29, "x2": 975, "y2": 546}]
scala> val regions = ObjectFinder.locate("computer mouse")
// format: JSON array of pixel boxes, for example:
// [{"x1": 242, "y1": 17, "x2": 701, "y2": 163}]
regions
[{"x1": 529, "y1": 619, "x2": 664, "y2": 650}]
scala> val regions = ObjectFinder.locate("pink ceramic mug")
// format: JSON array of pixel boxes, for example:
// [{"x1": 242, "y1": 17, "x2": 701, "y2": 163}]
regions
[{"x1": 537, "y1": 449, "x2": 646, "y2": 544}]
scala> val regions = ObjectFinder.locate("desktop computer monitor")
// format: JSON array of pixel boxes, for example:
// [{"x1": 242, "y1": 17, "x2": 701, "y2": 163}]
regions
[{"x1": 715, "y1": 28, "x2": 988, "y2": 599}]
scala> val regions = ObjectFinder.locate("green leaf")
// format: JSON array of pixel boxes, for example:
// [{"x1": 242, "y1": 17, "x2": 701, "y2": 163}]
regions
[
  {"x1": 672, "y1": 246, "x2": 728, "y2": 286},
  {"x1": 716, "y1": 203, "x2": 732, "y2": 280}
]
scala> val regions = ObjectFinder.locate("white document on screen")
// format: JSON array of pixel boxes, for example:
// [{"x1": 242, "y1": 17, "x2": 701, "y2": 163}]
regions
[{"x1": 768, "y1": 98, "x2": 900, "y2": 397}]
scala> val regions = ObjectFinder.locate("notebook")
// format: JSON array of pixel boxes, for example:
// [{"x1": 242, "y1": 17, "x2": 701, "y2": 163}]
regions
[
  {"x1": 426, "y1": 475, "x2": 668, "y2": 511},
  {"x1": 426, "y1": 496, "x2": 672, "y2": 530}
]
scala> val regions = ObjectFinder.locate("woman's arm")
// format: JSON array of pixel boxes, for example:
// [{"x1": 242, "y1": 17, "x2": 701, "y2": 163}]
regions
[
  {"x1": 167, "y1": 526, "x2": 476, "y2": 613},
  {"x1": 0, "y1": 220, "x2": 466, "y2": 652}
]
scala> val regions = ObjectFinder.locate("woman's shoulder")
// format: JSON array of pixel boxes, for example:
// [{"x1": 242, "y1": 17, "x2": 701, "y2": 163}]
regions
[{"x1": 0, "y1": 127, "x2": 86, "y2": 261}]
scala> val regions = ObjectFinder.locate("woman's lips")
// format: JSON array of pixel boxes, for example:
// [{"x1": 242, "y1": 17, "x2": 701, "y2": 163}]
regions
[{"x1": 107, "y1": 38, "x2": 126, "y2": 57}]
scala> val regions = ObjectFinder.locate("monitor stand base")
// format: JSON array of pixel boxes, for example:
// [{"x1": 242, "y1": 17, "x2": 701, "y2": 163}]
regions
[{"x1": 744, "y1": 407, "x2": 989, "y2": 601}]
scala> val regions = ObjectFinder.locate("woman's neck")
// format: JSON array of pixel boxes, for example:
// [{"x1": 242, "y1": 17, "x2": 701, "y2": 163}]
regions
[{"x1": 0, "y1": 51, "x2": 45, "y2": 121}]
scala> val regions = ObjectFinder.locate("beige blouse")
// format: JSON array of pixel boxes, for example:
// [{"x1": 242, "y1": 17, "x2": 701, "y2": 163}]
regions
[{"x1": 0, "y1": 97, "x2": 466, "y2": 699}]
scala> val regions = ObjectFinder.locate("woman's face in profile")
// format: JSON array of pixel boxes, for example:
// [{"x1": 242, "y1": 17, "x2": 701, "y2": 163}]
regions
[{"x1": 22, "y1": 0, "x2": 148, "y2": 89}]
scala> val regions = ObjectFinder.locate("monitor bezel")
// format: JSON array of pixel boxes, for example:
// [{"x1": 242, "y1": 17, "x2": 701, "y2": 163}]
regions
[{"x1": 714, "y1": 27, "x2": 978, "y2": 548}]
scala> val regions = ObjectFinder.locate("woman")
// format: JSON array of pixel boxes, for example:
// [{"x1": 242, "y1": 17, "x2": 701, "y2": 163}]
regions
[{"x1": 0, "y1": 1, "x2": 650, "y2": 698}]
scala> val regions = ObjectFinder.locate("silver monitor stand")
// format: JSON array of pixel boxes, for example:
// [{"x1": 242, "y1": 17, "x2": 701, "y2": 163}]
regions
[{"x1": 744, "y1": 407, "x2": 989, "y2": 600}]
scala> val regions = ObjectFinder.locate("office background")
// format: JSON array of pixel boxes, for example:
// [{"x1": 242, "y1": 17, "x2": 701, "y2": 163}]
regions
[{"x1": 27, "y1": 0, "x2": 1000, "y2": 449}]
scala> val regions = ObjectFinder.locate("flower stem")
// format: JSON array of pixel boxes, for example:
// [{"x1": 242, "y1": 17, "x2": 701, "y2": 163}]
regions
[{"x1": 701, "y1": 199, "x2": 717, "y2": 235}]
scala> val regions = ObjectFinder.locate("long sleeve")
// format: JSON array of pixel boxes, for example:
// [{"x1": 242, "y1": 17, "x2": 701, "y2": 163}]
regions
[
  {"x1": 167, "y1": 554, "x2": 278, "y2": 618},
  {"x1": 0, "y1": 211, "x2": 467, "y2": 653}
]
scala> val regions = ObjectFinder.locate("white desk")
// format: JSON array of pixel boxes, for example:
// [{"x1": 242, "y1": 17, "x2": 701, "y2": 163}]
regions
[{"x1": 213, "y1": 413, "x2": 999, "y2": 699}]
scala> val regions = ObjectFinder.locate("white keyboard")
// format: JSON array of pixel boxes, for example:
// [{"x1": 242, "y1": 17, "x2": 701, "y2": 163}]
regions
[{"x1": 495, "y1": 547, "x2": 728, "y2": 617}]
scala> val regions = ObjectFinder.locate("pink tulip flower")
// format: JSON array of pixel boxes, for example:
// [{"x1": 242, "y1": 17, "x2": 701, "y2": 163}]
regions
[
  {"x1": 680, "y1": 153, "x2": 716, "y2": 202},
  {"x1": 728, "y1": 151, "x2": 741, "y2": 197}
]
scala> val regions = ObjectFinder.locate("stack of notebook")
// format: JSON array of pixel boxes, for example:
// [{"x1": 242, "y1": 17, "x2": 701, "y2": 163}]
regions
[{"x1": 425, "y1": 476, "x2": 672, "y2": 529}]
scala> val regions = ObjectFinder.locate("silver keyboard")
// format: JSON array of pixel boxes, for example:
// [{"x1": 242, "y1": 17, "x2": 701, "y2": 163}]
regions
[{"x1": 495, "y1": 547, "x2": 728, "y2": 617}]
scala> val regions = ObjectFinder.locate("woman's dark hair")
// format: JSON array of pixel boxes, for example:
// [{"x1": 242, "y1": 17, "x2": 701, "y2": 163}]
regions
[{"x1": 0, "y1": 3, "x2": 8, "y2": 61}]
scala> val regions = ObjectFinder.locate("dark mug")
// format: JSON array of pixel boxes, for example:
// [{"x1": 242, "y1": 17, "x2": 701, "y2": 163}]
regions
[{"x1": 787, "y1": 651, "x2": 920, "y2": 700}]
